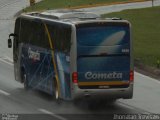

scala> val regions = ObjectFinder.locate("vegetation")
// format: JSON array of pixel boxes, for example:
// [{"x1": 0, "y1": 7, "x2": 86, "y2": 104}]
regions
[
  {"x1": 25, "y1": 0, "x2": 133, "y2": 12},
  {"x1": 103, "y1": 6, "x2": 160, "y2": 68}
]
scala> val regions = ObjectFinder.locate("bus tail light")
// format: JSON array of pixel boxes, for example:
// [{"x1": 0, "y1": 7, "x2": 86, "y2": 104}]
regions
[
  {"x1": 130, "y1": 70, "x2": 134, "y2": 82},
  {"x1": 72, "y1": 72, "x2": 78, "y2": 83}
]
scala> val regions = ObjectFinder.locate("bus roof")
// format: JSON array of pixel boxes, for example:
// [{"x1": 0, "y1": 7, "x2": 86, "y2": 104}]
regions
[
  {"x1": 24, "y1": 9, "x2": 100, "y2": 20},
  {"x1": 20, "y1": 9, "x2": 129, "y2": 25}
]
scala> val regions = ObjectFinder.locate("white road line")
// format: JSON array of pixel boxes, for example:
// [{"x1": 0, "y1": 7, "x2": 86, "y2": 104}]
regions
[
  {"x1": 38, "y1": 108, "x2": 67, "y2": 120},
  {"x1": 5, "y1": 56, "x2": 13, "y2": 63},
  {"x1": 0, "y1": 58, "x2": 13, "y2": 66},
  {"x1": 135, "y1": 72, "x2": 160, "y2": 84},
  {"x1": 0, "y1": 89, "x2": 10, "y2": 96},
  {"x1": 118, "y1": 101, "x2": 151, "y2": 114}
]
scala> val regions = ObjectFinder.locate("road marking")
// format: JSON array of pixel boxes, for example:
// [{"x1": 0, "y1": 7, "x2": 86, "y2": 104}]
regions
[
  {"x1": 0, "y1": 58, "x2": 13, "y2": 66},
  {"x1": 135, "y1": 72, "x2": 160, "y2": 84},
  {"x1": 118, "y1": 102, "x2": 135, "y2": 111},
  {"x1": 38, "y1": 108, "x2": 67, "y2": 120},
  {"x1": 0, "y1": 89, "x2": 10, "y2": 96},
  {"x1": 118, "y1": 101, "x2": 151, "y2": 114},
  {"x1": 5, "y1": 56, "x2": 13, "y2": 63}
]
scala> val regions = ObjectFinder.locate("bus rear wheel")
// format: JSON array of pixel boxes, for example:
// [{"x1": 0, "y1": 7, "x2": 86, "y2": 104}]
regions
[
  {"x1": 23, "y1": 73, "x2": 29, "y2": 90},
  {"x1": 53, "y1": 80, "x2": 60, "y2": 102}
]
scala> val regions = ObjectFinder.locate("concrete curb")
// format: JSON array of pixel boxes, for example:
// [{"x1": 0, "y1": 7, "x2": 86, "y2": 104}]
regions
[
  {"x1": 135, "y1": 60, "x2": 160, "y2": 80},
  {"x1": 14, "y1": 0, "x2": 150, "y2": 17},
  {"x1": 67, "y1": 0, "x2": 150, "y2": 9}
]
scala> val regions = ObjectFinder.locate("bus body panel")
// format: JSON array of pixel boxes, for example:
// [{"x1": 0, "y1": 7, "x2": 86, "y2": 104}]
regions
[
  {"x1": 77, "y1": 23, "x2": 130, "y2": 83},
  {"x1": 21, "y1": 44, "x2": 54, "y2": 93},
  {"x1": 13, "y1": 17, "x2": 72, "y2": 100},
  {"x1": 12, "y1": 14, "x2": 133, "y2": 101},
  {"x1": 72, "y1": 21, "x2": 133, "y2": 100},
  {"x1": 72, "y1": 83, "x2": 133, "y2": 99},
  {"x1": 20, "y1": 44, "x2": 71, "y2": 99}
]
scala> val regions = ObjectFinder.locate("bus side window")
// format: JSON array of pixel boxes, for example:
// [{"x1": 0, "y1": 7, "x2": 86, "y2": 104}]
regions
[
  {"x1": 20, "y1": 19, "x2": 33, "y2": 44},
  {"x1": 61, "y1": 26, "x2": 71, "y2": 54},
  {"x1": 53, "y1": 24, "x2": 71, "y2": 53},
  {"x1": 46, "y1": 24, "x2": 57, "y2": 50},
  {"x1": 13, "y1": 18, "x2": 20, "y2": 61},
  {"x1": 33, "y1": 22, "x2": 50, "y2": 49},
  {"x1": 45, "y1": 23, "x2": 71, "y2": 53},
  {"x1": 43, "y1": 26, "x2": 50, "y2": 49},
  {"x1": 29, "y1": 21, "x2": 42, "y2": 46}
]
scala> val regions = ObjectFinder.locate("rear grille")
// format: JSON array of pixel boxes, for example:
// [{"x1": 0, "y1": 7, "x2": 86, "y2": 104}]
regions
[{"x1": 79, "y1": 84, "x2": 129, "y2": 89}]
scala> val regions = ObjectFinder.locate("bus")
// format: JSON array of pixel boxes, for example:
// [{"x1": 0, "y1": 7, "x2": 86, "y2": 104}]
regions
[{"x1": 8, "y1": 9, "x2": 134, "y2": 101}]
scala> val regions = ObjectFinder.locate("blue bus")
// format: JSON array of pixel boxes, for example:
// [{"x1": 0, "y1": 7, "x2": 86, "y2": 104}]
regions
[{"x1": 8, "y1": 9, "x2": 134, "y2": 101}]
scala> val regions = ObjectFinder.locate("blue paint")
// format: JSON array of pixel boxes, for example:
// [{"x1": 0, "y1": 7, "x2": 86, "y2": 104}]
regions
[
  {"x1": 77, "y1": 25, "x2": 130, "y2": 83},
  {"x1": 21, "y1": 44, "x2": 71, "y2": 99}
]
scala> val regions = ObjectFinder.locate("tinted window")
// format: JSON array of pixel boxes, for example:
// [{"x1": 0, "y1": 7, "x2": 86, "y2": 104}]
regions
[
  {"x1": 20, "y1": 19, "x2": 71, "y2": 50},
  {"x1": 13, "y1": 18, "x2": 21, "y2": 60},
  {"x1": 20, "y1": 19, "x2": 50, "y2": 48},
  {"x1": 14, "y1": 18, "x2": 20, "y2": 38},
  {"x1": 77, "y1": 25, "x2": 130, "y2": 46},
  {"x1": 47, "y1": 23, "x2": 71, "y2": 52},
  {"x1": 30, "y1": 22, "x2": 45, "y2": 47},
  {"x1": 20, "y1": 19, "x2": 32, "y2": 43}
]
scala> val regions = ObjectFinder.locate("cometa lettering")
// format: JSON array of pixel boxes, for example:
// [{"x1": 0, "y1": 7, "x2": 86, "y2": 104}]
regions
[{"x1": 85, "y1": 72, "x2": 123, "y2": 80}]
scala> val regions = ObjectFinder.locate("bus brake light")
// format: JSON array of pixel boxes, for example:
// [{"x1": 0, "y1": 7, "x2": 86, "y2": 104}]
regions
[
  {"x1": 130, "y1": 70, "x2": 134, "y2": 82},
  {"x1": 72, "y1": 72, "x2": 78, "y2": 83}
]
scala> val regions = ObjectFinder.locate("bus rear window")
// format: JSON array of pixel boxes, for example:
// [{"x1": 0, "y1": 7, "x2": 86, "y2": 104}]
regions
[{"x1": 76, "y1": 24, "x2": 130, "y2": 46}]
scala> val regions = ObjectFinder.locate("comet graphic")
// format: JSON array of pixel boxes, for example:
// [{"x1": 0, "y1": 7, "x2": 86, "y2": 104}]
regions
[
  {"x1": 101, "y1": 31, "x2": 126, "y2": 46},
  {"x1": 92, "y1": 31, "x2": 126, "y2": 54}
]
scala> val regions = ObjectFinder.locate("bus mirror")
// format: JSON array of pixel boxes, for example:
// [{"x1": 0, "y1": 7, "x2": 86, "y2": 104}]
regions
[
  {"x1": 9, "y1": 33, "x2": 16, "y2": 38},
  {"x1": 8, "y1": 38, "x2": 12, "y2": 48}
]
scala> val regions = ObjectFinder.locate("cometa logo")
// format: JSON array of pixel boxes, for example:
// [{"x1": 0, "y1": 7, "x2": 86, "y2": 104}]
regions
[
  {"x1": 85, "y1": 72, "x2": 123, "y2": 80},
  {"x1": 28, "y1": 48, "x2": 40, "y2": 61}
]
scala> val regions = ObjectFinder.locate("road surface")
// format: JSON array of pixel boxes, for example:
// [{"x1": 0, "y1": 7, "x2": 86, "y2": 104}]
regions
[
  {"x1": 0, "y1": 0, "x2": 160, "y2": 120},
  {"x1": 1, "y1": 60, "x2": 160, "y2": 119}
]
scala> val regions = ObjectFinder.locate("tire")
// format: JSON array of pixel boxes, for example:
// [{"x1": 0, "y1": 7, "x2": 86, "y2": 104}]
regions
[
  {"x1": 53, "y1": 80, "x2": 61, "y2": 103},
  {"x1": 55, "y1": 81, "x2": 59, "y2": 100},
  {"x1": 23, "y1": 73, "x2": 29, "y2": 90}
]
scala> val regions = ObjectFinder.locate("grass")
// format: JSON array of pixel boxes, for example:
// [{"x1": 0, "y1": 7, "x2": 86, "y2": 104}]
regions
[
  {"x1": 25, "y1": 0, "x2": 134, "y2": 12},
  {"x1": 103, "y1": 6, "x2": 160, "y2": 68}
]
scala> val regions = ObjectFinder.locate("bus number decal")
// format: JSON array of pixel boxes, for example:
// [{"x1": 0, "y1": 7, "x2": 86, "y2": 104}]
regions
[{"x1": 122, "y1": 49, "x2": 129, "y2": 53}]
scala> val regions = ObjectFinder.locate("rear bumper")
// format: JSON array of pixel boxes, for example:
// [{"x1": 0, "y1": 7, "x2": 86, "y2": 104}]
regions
[{"x1": 72, "y1": 83, "x2": 133, "y2": 100}]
